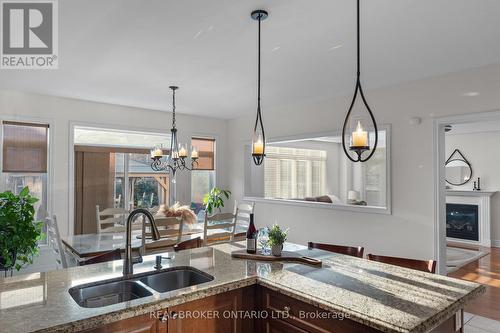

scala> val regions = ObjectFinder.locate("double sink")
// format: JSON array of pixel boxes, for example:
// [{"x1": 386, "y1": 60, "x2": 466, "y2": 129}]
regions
[{"x1": 69, "y1": 267, "x2": 214, "y2": 308}]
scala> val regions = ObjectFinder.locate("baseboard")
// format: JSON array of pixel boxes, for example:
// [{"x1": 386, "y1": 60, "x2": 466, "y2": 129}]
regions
[{"x1": 491, "y1": 239, "x2": 500, "y2": 248}]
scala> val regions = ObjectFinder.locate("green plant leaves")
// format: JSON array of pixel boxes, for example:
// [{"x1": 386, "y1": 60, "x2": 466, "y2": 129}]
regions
[
  {"x1": 203, "y1": 187, "x2": 232, "y2": 215},
  {"x1": 268, "y1": 224, "x2": 288, "y2": 247},
  {"x1": 0, "y1": 186, "x2": 44, "y2": 271}
]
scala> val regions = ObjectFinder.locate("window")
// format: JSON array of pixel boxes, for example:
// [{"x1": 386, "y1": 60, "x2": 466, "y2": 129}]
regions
[
  {"x1": 73, "y1": 126, "x2": 170, "y2": 234},
  {"x1": 264, "y1": 146, "x2": 326, "y2": 199},
  {"x1": 191, "y1": 137, "x2": 216, "y2": 208},
  {"x1": 1, "y1": 121, "x2": 50, "y2": 239}
]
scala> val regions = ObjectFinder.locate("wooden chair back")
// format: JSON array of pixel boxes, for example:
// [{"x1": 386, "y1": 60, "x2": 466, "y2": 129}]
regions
[
  {"x1": 141, "y1": 216, "x2": 184, "y2": 254},
  {"x1": 233, "y1": 201, "x2": 254, "y2": 239},
  {"x1": 308, "y1": 242, "x2": 364, "y2": 258},
  {"x1": 79, "y1": 249, "x2": 122, "y2": 266},
  {"x1": 367, "y1": 254, "x2": 437, "y2": 273},
  {"x1": 203, "y1": 211, "x2": 237, "y2": 245},
  {"x1": 96, "y1": 205, "x2": 130, "y2": 233},
  {"x1": 46, "y1": 215, "x2": 68, "y2": 269},
  {"x1": 174, "y1": 237, "x2": 203, "y2": 252}
]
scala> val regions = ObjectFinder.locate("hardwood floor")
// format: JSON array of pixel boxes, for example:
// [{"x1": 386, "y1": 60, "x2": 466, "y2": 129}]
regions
[{"x1": 448, "y1": 246, "x2": 500, "y2": 321}]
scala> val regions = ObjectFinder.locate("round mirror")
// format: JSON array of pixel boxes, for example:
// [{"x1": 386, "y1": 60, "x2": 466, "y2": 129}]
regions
[{"x1": 446, "y1": 159, "x2": 472, "y2": 186}]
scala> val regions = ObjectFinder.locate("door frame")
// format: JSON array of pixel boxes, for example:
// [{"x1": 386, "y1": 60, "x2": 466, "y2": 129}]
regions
[
  {"x1": 68, "y1": 121, "x2": 173, "y2": 236},
  {"x1": 433, "y1": 109, "x2": 500, "y2": 274}
]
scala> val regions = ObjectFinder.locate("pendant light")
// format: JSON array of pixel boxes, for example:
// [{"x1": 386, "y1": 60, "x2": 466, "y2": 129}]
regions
[
  {"x1": 341, "y1": 0, "x2": 378, "y2": 162},
  {"x1": 251, "y1": 9, "x2": 268, "y2": 166}
]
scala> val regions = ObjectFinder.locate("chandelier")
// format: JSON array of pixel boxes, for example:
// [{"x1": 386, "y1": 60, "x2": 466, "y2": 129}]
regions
[{"x1": 150, "y1": 86, "x2": 198, "y2": 180}]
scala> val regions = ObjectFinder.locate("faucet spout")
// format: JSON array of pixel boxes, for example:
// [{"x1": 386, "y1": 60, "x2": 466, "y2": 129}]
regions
[{"x1": 123, "y1": 208, "x2": 160, "y2": 277}]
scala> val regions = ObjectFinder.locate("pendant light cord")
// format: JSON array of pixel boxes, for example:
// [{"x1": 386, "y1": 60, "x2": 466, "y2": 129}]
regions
[
  {"x1": 357, "y1": 0, "x2": 361, "y2": 79},
  {"x1": 258, "y1": 15, "x2": 261, "y2": 109}
]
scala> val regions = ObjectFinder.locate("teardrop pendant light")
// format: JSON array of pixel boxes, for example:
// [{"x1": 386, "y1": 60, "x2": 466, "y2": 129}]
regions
[
  {"x1": 250, "y1": 9, "x2": 268, "y2": 166},
  {"x1": 341, "y1": 0, "x2": 378, "y2": 162}
]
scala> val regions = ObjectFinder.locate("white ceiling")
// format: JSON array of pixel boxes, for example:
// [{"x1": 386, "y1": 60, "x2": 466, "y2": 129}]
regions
[{"x1": 1, "y1": 0, "x2": 500, "y2": 119}]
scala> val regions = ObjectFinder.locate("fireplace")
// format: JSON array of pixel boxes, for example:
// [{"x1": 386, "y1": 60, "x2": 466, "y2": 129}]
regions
[{"x1": 446, "y1": 203, "x2": 479, "y2": 241}]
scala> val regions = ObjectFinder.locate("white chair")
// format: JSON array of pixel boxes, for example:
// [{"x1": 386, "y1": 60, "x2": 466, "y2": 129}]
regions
[
  {"x1": 96, "y1": 205, "x2": 136, "y2": 233},
  {"x1": 46, "y1": 215, "x2": 68, "y2": 269},
  {"x1": 141, "y1": 216, "x2": 184, "y2": 254},
  {"x1": 233, "y1": 201, "x2": 254, "y2": 236},
  {"x1": 203, "y1": 211, "x2": 237, "y2": 246}
]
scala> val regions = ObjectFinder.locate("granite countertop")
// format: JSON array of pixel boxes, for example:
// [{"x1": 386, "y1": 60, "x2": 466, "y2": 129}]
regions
[{"x1": 0, "y1": 242, "x2": 484, "y2": 333}]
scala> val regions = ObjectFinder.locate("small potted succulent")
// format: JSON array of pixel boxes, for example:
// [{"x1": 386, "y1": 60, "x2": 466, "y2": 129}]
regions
[{"x1": 268, "y1": 224, "x2": 288, "y2": 256}]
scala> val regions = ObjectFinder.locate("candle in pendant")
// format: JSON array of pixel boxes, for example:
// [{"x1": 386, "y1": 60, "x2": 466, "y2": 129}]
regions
[
  {"x1": 351, "y1": 121, "x2": 368, "y2": 147},
  {"x1": 179, "y1": 145, "x2": 188, "y2": 158},
  {"x1": 191, "y1": 147, "x2": 199, "y2": 159},
  {"x1": 253, "y1": 137, "x2": 264, "y2": 155},
  {"x1": 172, "y1": 151, "x2": 179, "y2": 159},
  {"x1": 151, "y1": 147, "x2": 163, "y2": 158}
]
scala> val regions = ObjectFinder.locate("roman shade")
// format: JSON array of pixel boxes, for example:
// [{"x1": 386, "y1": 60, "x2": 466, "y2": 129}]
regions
[
  {"x1": 2, "y1": 121, "x2": 49, "y2": 173},
  {"x1": 192, "y1": 137, "x2": 215, "y2": 170}
]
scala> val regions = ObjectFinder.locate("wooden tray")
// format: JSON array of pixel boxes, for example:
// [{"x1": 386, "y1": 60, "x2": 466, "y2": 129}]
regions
[{"x1": 231, "y1": 250, "x2": 322, "y2": 267}]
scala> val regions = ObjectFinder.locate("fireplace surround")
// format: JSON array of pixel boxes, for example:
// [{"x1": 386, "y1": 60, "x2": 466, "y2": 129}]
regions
[{"x1": 446, "y1": 190, "x2": 497, "y2": 247}]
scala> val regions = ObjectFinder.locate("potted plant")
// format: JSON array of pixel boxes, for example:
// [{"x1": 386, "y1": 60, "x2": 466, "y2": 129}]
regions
[
  {"x1": 203, "y1": 187, "x2": 231, "y2": 215},
  {"x1": 268, "y1": 224, "x2": 288, "y2": 256},
  {"x1": 0, "y1": 187, "x2": 44, "y2": 271}
]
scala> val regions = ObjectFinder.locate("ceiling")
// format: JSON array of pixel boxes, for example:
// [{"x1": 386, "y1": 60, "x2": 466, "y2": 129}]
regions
[{"x1": 1, "y1": 0, "x2": 500, "y2": 119}]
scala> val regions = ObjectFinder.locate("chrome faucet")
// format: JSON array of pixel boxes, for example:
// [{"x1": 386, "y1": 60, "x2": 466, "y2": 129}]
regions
[{"x1": 123, "y1": 208, "x2": 160, "y2": 277}]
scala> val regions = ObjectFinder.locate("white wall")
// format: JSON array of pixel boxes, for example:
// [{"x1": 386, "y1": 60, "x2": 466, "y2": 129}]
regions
[
  {"x1": 228, "y1": 62, "x2": 500, "y2": 262},
  {"x1": 0, "y1": 90, "x2": 229, "y2": 237},
  {"x1": 446, "y1": 131, "x2": 500, "y2": 244}
]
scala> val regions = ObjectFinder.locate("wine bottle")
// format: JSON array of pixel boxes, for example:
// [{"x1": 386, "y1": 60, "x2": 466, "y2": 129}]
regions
[{"x1": 246, "y1": 213, "x2": 257, "y2": 254}]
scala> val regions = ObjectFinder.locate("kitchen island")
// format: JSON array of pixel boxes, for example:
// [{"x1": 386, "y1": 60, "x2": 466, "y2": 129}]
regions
[{"x1": 0, "y1": 242, "x2": 484, "y2": 333}]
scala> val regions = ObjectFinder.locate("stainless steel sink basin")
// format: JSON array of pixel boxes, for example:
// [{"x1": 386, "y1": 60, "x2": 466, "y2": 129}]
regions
[
  {"x1": 69, "y1": 280, "x2": 152, "y2": 308},
  {"x1": 139, "y1": 267, "x2": 214, "y2": 293}
]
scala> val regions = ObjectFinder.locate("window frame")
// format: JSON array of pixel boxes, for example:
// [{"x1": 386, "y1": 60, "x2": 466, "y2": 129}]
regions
[
  {"x1": 0, "y1": 117, "x2": 54, "y2": 246},
  {"x1": 190, "y1": 136, "x2": 217, "y2": 205}
]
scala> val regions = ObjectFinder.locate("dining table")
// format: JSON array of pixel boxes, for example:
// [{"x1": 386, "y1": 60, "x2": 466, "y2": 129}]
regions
[{"x1": 61, "y1": 222, "x2": 247, "y2": 259}]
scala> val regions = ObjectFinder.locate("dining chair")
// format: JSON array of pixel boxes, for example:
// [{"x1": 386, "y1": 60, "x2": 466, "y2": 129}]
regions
[
  {"x1": 96, "y1": 205, "x2": 135, "y2": 233},
  {"x1": 174, "y1": 237, "x2": 203, "y2": 252},
  {"x1": 367, "y1": 254, "x2": 437, "y2": 273},
  {"x1": 78, "y1": 249, "x2": 122, "y2": 266},
  {"x1": 46, "y1": 215, "x2": 68, "y2": 269},
  {"x1": 203, "y1": 211, "x2": 237, "y2": 246},
  {"x1": 232, "y1": 201, "x2": 254, "y2": 240},
  {"x1": 141, "y1": 216, "x2": 184, "y2": 254},
  {"x1": 308, "y1": 242, "x2": 364, "y2": 258}
]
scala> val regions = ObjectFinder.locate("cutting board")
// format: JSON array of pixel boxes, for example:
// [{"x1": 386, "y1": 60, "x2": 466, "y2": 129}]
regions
[{"x1": 231, "y1": 250, "x2": 322, "y2": 267}]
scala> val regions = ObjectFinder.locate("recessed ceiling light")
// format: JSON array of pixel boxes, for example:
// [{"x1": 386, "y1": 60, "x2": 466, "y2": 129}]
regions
[
  {"x1": 462, "y1": 91, "x2": 480, "y2": 97},
  {"x1": 271, "y1": 46, "x2": 280, "y2": 52},
  {"x1": 328, "y1": 45, "x2": 343, "y2": 51},
  {"x1": 194, "y1": 30, "x2": 203, "y2": 39}
]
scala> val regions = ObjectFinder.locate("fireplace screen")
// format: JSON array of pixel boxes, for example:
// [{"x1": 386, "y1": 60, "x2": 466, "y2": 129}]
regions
[{"x1": 446, "y1": 203, "x2": 479, "y2": 241}]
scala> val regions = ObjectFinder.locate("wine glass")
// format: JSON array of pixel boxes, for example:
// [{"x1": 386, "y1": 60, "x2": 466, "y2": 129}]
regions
[{"x1": 258, "y1": 227, "x2": 270, "y2": 255}]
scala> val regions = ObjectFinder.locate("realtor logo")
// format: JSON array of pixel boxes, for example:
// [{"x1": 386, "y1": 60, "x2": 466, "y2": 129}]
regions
[{"x1": 1, "y1": 0, "x2": 58, "y2": 69}]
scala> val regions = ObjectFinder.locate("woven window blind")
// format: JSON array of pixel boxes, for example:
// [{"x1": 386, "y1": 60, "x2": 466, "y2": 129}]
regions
[
  {"x1": 264, "y1": 146, "x2": 326, "y2": 199},
  {"x1": 2, "y1": 121, "x2": 49, "y2": 173},
  {"x1": 192, "y1": 137, "x2": 215, "y2": 171}
]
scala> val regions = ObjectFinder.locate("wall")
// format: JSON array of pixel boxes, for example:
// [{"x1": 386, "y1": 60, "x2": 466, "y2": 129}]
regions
[
  {"x1": 0, "y1": 90, "x2": 229, "y2": 237},
  {"x1": 446, "y1": 131, "x2": 500, "y2": 245},
  {"x1": 228, "y1": 62, "x2": 500, "y2": 263}
]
